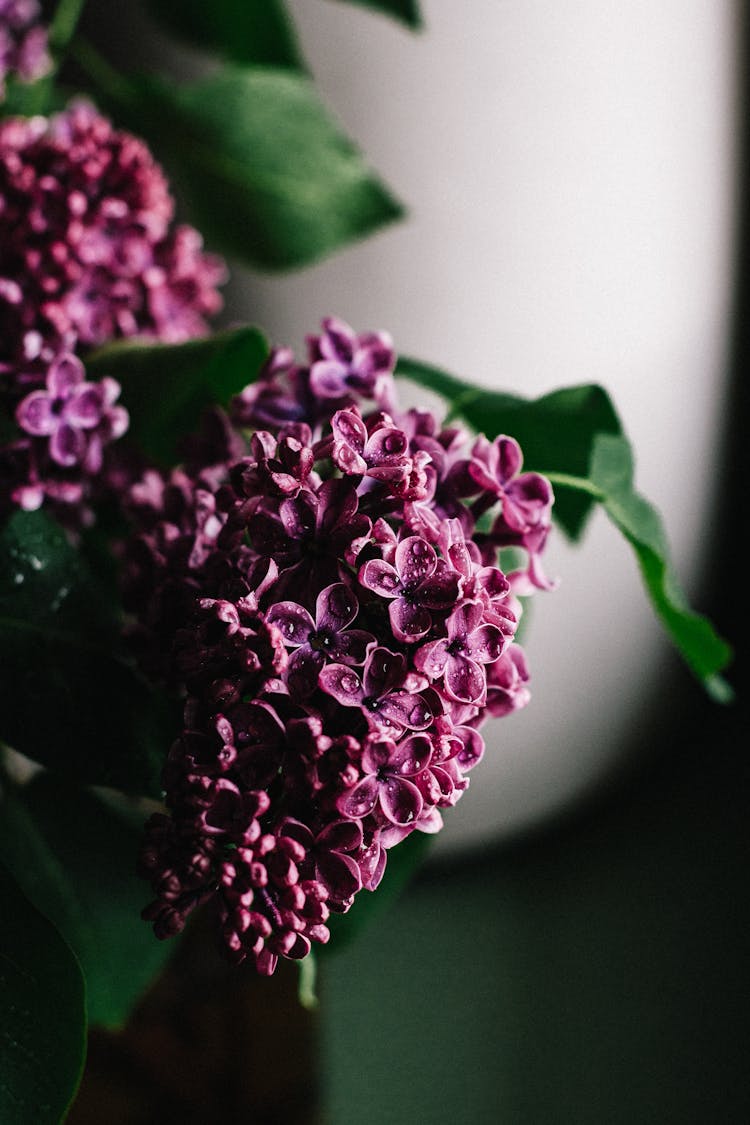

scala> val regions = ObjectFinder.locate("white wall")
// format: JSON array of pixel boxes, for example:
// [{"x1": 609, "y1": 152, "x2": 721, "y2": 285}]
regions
[{"x1": 229, "y1": 0, "x2": 737, "y2": 853}]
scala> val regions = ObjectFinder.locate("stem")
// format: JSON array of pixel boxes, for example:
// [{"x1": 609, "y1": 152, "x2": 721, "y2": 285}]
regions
[
  {"x1": 48, "y1": 0, "x2": 89, "y2": 55},
  {"x1": 542, "y1": 471, "x2": 606, "y2": 500},
  {"x1": 66, "y1": 36, "x2": 139, "y2": 110}
]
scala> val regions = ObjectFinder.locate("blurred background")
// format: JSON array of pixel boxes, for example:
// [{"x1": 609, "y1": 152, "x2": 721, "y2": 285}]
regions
[{"x1": 72, "y1": 1, "x2": 749, "y2": 1122}]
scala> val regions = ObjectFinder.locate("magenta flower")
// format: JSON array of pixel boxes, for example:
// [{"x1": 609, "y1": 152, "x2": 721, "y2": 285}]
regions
[
  {"x1": 337, "y1": 733, "x2": 433, "y2": 827},
  {"x1": 415, "y1": 599, "x2": 504, "y2": 705},
  {"x1": 267, "y1": 582, "x2": 374, "y2": 696},
  {"x1": 359, "y1": 534, "x2": 461, "y2": 642},
  {"x1": 15, "y1": 353, "x2": 127, "y2": 470},
  {"x1": 0, "y1": 0, "x2": 51, "y2": 96},
  {"x1": 328, "y1": 407, "x2": 411, "y2": 485},
  {"x1": 308, "y1": 315, "x2": 396, "y2": 409},
  {"x1": 319, "y1": 645, "x2": 433, "y2": 737}
]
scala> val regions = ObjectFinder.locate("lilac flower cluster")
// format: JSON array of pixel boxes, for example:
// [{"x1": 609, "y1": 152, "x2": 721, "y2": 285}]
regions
[
  {"x1": 0, "y1": 0, "x2": 50, "y2": 97},
  {"x1": 130, "y1": 317, "x2": 554, "y2": 975},
  {"x1": 0, "y1": 102, "x2": 226, "y2": 516}
]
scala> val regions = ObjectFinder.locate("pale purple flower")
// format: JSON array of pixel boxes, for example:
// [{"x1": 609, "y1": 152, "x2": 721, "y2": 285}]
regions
[{"x1": 0, "y1": 0, "x2": 51, "y2": 96}]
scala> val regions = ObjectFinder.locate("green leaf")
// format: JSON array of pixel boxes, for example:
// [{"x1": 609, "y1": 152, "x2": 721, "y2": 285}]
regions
[
  {"x1": 126, "y1": 67, "x2": 404, "y2": 270},
  {"x1": 588, "y1": 434, "x2": 733, "y2": 699},
  {"x1": 328, "y1": 0, "x2": 422, "y2": 28},
  {"x1": 397, "y1": 357, "x2": 621, "y2": 539},
  {"x1": 0, "y1": 779, "x2": 175, "y2": 1030},
  {"x1": 0, "y1": 509, "x2": 175, "y2": 795},
  {"x1": 0, "y1": 862, "x2": 86, "y2": 1125},
  {"x1": 146, "y1": 0, "x2": 304, "y2": 69},
  {"x1": 324, "y1": 830, "x2": 433, "y2": 953},
  {"x1": 396, "y1": 358, "x2": 732, "y2": 694},
  {"x1": 87, "y1": 325, "x2": 269, "y2": 464}
]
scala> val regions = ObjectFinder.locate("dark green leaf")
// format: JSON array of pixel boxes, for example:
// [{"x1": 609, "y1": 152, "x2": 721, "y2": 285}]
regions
[
  {"x1": 324, "y1": 830, "x2": 433, "y2": 953},
  {"x1": 328, "y1": 0, "x2": 422, "y2": 28},
  {"x1": 396, "y1": 358, "x2": 732, "y2": 693},
  {"x1": 397, "y1": 357, "x2": 621, "y2": 538},
  {"x1": 0, "y1": 862, "x2": 86, "y2": 1125},
  {"x1": 87, "y1": 325, "x2": 269, "y2": 464},
  {"x1": 146, "y1": 0, "x2": 304, "y2": 69},
  {"x1": 588, "y1": 434, "x2": 733, "y2": 699},
  {"x1": 0, "y1": 779, "x2": 175, "y2": 1029},
  {"x1": 0, "y1": 510, "x2": 175, "y2": 795},
  {"x1": 126, "y1": 67, "x2": 404, "y2": 270},
  {"x1": 0, "y1": 75, "x2": 58, "y2": 117}
]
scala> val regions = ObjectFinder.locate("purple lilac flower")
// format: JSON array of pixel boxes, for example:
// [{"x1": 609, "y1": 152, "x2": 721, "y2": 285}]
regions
[
  {"x1": 0, "y1": 102, "x2": 226, "y2": 517},
  {"x1": 128, "y1": 317, "x2": 555, "y2": 975},
  {"x1": 0, "y1": 0, "x2": 51, "y2": 97}
]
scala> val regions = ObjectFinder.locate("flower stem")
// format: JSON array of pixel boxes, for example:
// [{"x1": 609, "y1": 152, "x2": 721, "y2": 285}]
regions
[
  {"x1": 66, "y1": 36, "x2": 139, "y2": 110},
  {"x1": 543, "y1": 470, "x2": 606, "y2": 500},
  {"x1": 48, "y1": 0, "x2": 89, "y2": 55}
]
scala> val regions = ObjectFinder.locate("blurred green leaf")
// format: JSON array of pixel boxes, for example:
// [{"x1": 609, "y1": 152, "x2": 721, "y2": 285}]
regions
[
  {"x1": 87, "y1": 325, "x2": 269, "y2": 464},
  {"x1": 397, "y1": 358, "x2": 620, "y2": 538},
  {"x1": 0, "y1": 862, "x2": 86, "y2": 1125},
  {"x1": 0, "y1": 510, "x2": 175, "y2": 795},
  {"x1": 329, "y1": 0, "x2": 422, "y2": 28},
  {"x1": 397, "y1": 357, "x2": 732, "y2": 694},
  {"x1": 126, "y1": 67, "x2": 404, "y2": 270},
  {"x1": 0, "y1": 779, "x2": 174, "y2": 1030},
  {"x1": 146, "y1": 0, "x2": 304, "y2": 69}
]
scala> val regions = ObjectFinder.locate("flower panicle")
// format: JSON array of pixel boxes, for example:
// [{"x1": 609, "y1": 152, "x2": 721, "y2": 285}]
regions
[
  {"x1": 128, "y1": 316, "x2": 555, "y2": 976},
  {"x1": 0, "y1": 101, "x2": 226, "y2": 521}
]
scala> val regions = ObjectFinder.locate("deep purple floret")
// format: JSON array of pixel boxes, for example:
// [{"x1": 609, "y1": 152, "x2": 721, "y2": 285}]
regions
[{"x1": 0, "y1": 0, "x2": 51, "y2": 96}]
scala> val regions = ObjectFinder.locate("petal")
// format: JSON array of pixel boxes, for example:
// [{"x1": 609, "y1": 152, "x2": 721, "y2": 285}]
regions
[
  {"x1": 417, "y1": 560, "x2": 462, "y2": 609},
  {"x1": 317, "y1": 820, "x2": 363, "y2": 852},
  {"x1": 466, "y1": 623, "x2": 504, "y2": 664},
  {"x1": 286, "y1": 647, "x2": 325, "y2": 697},
  {"x1": 316, "y1": 850, "x2": 362, "y2": 901},
  {"x1": 389, "y1": 597, "x2": 432, "y2": 643},
  {"x1": 389, "y1": 733, "x2": 433, "y2": 776},
  {"x1": 266, "y1": 601, "x2": 315, "y2": 646},
  {"x1": 65, "y1": 385, "x2": 102, "y2": 428},
  {"x1": 47, "y1": 353, "x2": 85, "y2": 396},
  {"x1": 316, "y1": 582, "x2": 359, "y2": 633},
  {"x1": 359, "y1": 558, "x2": 401, "y2": 599},
  {"x1": 330, "y1": 629, "x2": 375, "y2": 665},
  {"x1": 318, "y1": 663, "x2": 364, "y2": 707},
  {"x1": 413, "y1": 638, "x2": 450, "y2": 681},
  {"x1": 395, "y1": 536, "x2": 437, "y2": 588},
  {"x1": 49, "y1": 422, "x2": 84, "y2": 467},
  {"x1": 448, "y1": 600, "x2": 484, "y2": 641},
  {"x1": 380, "y1": 777, "x2": 423, "y2": 827},
  {"x1": 377, "y1": 691, "x2": 433, "y2": 732},
  {"x1": 362, "y1": 646, "x2": 406, "y2": 699},
  {"x1": 445, "y1": 655, "x2": 486, "y2": 704},
  {"x1": 331, "y1": 408, "x2": 366, "y2": 455},
  {"x1": 309, "y1": 359, "x2": 349, "y2": 398},
  {"x1": 15, "y1": 390, "x2": 55, "y2": 436},
  {"x1": 337, "y1": 776, "x2": 379, "y2": 819}
]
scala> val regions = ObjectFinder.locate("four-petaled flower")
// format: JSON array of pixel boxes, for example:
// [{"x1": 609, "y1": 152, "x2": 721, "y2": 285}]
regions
[
  {"x1": 359, "y1": 534, "x2": 461, "y2": 642},
  {"x1": 267, "y1": 582, "x2": 375, "y2": 696},
  {"x1": 415, "y1": 599, "x2": 504, "y2": 704},
  {"x1": 319, "y1": 645, "x2": 433, "y2": 737},
  {"x1": 337, "y1": 733, "x2": 433, "y2": 827},
  {"x1": 308, "y1": 316, "x2": 396, "y2": 409}
]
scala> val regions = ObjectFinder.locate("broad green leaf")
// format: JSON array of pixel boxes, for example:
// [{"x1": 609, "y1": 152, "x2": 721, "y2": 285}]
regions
[
  {"x1": 87, "y1": 325, "x2": 269, "y2": 464},
  {"x1": 0, "y1": 779, "x2": 174, "y2": 1030},
  {"x1": 0, "y1": 510, "x2": 175, "y2": 795},
  {"x1": 146, "y1": 0, "x2": 304, "y2": 69},
  {"x1": 397, "y1": 357, "x2": 620, "y2": 539},
  {"x1": 588, "y1": 434, "x2": 733, "y2": 699},
  {"x1": 0, "y1": 862, "x2": 86, "y2": 1125},
  {"x1": 329, "y1": 0, "x2": 422, "y2": 28},
  {"x1": 396, "y1": 358, "x2": 732, "y2": 694},
  {"x1": 324, "y1": 830, "x2": 433, "y2": 953},
  {"x1": 126, "y1": 67, "x2": 404, "y2": 270}
]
